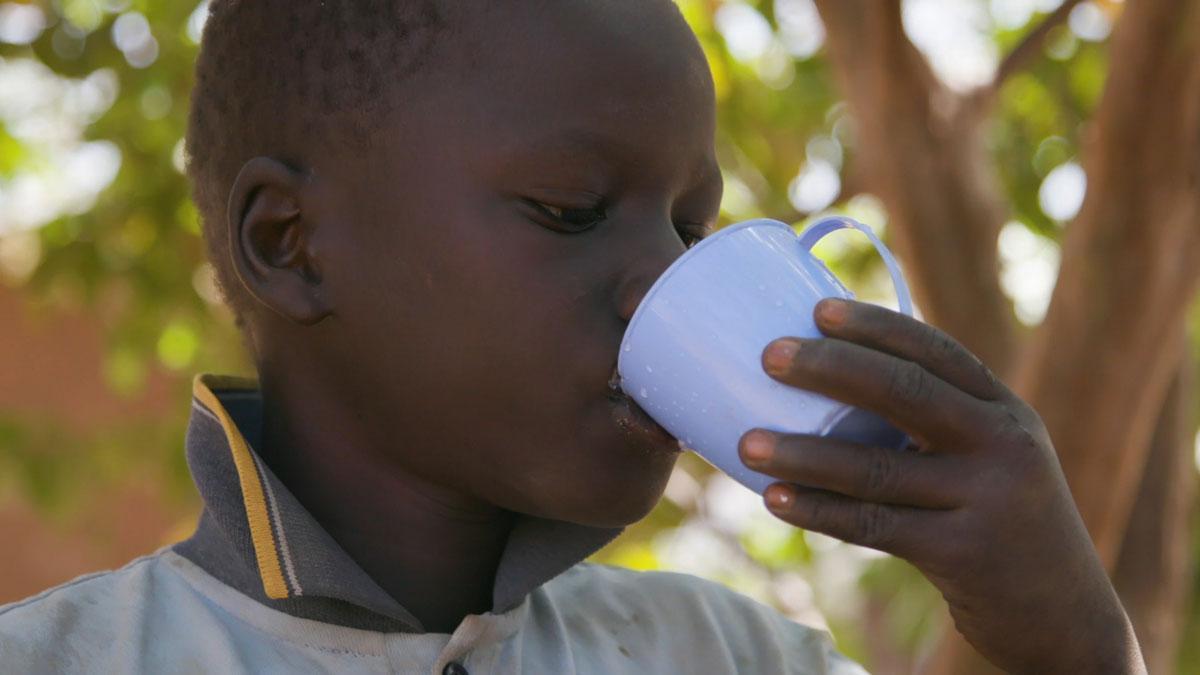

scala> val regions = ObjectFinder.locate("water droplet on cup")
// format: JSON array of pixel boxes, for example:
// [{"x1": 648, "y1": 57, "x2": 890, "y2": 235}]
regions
[
  {"x1": 757, "y1": 284, "x2": 766, "y2": 292},
  {"x1": 646, "y1": 365, "x2": 653, "y2": 373},
  {"x1": 623, "y1": 344, "x2": 631, "y2": 352},
  {"x1": 639, "y1": 387, "x2": 648, "y2": 399},
  {"x1": 774, "y1": 300, "x2": 783, "y2": 308}
]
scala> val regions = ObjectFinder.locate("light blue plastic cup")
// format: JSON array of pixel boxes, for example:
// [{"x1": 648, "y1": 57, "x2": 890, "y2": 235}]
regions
[{"x1": 618, "y1": 216, "x2": 915, "y2": 494}]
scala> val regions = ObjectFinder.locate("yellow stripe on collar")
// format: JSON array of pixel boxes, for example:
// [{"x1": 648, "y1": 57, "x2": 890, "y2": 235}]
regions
[{"x1": 192, "y1": 374, "x2": 290, "y2": 600}]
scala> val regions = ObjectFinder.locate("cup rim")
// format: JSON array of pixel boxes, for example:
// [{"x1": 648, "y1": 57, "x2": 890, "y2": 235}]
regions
[{"x1": 619, "y1": 217, "x2": 794, "y2": 368}]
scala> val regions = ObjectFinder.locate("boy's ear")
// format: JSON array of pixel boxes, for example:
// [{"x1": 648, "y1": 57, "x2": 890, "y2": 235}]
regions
[{"x1": 226, "y1": 157, "x2": 332, "y2": 325}]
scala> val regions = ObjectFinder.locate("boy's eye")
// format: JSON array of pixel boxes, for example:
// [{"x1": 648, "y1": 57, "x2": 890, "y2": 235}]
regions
[
  {"x1": 527, "y1": 200, "x2": 607, "y2": 232},
  {"x1": 524, "y1": 197, "x2": 711, "y2": 249}
]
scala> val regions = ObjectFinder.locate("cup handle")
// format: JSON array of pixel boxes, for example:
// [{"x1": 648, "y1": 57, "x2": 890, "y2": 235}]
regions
[{"x1": 797, "y1": 216, "x2": 914, "y2": 317}]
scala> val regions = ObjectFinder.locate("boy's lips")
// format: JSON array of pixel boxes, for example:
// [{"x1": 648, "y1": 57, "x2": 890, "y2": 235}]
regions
[{"x1": 607, "y1": 364, "x2": 680, "y2": 452}]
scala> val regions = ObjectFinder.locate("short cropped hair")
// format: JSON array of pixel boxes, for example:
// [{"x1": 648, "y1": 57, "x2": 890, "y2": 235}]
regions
[{"x1": 184, "y1": 0, "x2": 464, "y2": 320}]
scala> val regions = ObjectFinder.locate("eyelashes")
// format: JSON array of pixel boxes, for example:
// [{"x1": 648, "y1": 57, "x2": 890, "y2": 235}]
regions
[
  {"x1": 528, "y1": 200, "x2": 607, "y2": 230},
  {"x1": 525, "y1": 198, "x2": 711, "y2": 248}
]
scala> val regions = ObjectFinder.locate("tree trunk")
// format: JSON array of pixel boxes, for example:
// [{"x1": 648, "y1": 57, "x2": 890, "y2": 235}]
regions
[
  {"x1": 812, "y1": 0, "x2": 1018, "y2": 375},
  {"x1": 812, "y1": 0, "x2": 1200, "y2": 672},
  {"x1": 1111, "y1": 365, "x2": 1196, "y2": 675},
  {"x1": 1015, "y1": 0, "x2": 1200, "y2": 564}
]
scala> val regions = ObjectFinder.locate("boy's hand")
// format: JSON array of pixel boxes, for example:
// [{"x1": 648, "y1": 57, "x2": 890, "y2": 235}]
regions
[{"x1": 739, "y1": 299, "x2": 1145, "y2": 675}]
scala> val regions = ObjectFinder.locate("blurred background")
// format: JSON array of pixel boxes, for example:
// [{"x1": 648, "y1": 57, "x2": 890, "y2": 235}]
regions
[{"x1": 1, "y1": 0, "x2": 1197, "y2": 672}]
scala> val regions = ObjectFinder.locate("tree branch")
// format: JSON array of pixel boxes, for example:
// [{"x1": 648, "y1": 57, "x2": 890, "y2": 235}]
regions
[
  {"x1": 813, "y1": 0, "x2": 1019, "y2": 374},
  {"x1": 1112, "y1": 361, "x2": 1196, "y2": 675},
  {"x1": 999, "y1": 0, "x2": 1086, "y2": 87},
  {"x1": 813, "y1": 1, "x2": 1200, "y2": 673},
  {"x1": 1017, "y1": 0, "x2": 1200, "y2": 564},
  {"x1": 969, "y1": 0, "x2": 1087, "y2": 116}
]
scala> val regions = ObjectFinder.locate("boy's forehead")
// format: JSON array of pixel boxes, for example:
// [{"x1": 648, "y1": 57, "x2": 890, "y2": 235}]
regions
[
  {"x1": 426, "y1": 2, "x2": 713, "y2": 142},
  {"x1": 488, "y1": 1, "x2": 706, "y2": 78},
  {"x1": 467, "y1": 0, "x2": 693, "y2": 43},
  {"x1": 410, "y1": 1, "x2": 709, "y2": 103},
  {"x1": 333, "y1": 1, "x2": 715, "y2": 181}
]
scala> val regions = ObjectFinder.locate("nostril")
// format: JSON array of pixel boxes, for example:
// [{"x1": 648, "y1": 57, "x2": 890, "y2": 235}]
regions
[{"x1": 616, "y1": 290, "x2": 645, "y2": 323}]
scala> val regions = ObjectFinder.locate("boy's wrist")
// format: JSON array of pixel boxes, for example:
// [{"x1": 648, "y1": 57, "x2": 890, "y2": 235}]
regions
[
  {"x1": 978, "y1": 571, "x2": 1145, "y2": 675},
  {"x1": 1032, "y1": 595, "x2": 1146, "y2": 675},
  {"x1": 1040, "y1": 635, "x2": 1145, "y2": 675}
]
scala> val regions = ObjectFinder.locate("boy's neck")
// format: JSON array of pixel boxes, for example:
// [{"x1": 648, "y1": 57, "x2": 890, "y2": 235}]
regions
[{"x1": 256, "y1": 380, "x2": 516, "y2": 633}]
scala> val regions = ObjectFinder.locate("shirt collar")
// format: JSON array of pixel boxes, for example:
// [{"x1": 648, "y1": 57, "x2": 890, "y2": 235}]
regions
[{"x1": 174, "y1": 374, "x2": 622, "y2": 632}]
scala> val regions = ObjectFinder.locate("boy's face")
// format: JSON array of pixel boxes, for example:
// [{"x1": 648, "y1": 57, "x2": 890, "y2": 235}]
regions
[{"x1": 304, "y1": 1, "x2": 721, "y2": 527}]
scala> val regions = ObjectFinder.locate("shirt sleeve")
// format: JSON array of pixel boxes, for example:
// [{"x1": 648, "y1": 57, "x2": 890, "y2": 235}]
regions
[
  {"x1": 696, "y1": 577, "x2": 870, "y2": 675},
  {"x1": 581, "y1": 565, "x2": 871, "y2": 674}
]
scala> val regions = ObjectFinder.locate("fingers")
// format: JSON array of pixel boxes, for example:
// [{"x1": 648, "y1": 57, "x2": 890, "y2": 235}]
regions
[
  {"x1": 811, "y1": 299, "x2": 1010, "y2": 402},
  {"x1": 762, "y1": 336, "x2": 1003, "y2": 449},
  {"x1": 739, "y1": 430, "x2": 963, "y2": 508},
  {"x1": 762, "y1": 483, "x2": 938, "y2": 558}
]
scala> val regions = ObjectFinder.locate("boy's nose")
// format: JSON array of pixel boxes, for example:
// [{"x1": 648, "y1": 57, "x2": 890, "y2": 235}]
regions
[{"x1": 614, "y1": 232, "x2": 687, "y2": 323}]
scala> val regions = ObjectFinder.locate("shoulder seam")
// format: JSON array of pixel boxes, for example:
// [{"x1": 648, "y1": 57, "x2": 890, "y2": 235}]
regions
[
  {"x1": 162, "y1": 553, "x2": 385, "y2": 657},
  {"x1": 0, "y1": 550, "x2": 165, "y2": 619}
]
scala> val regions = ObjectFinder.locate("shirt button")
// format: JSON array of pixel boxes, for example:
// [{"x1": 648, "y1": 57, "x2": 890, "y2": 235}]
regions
[{"x1": 442, "y1": 662, "x2": 469, "y2": 675}]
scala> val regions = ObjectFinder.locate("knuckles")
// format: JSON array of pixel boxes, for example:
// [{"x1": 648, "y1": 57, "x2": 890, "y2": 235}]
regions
[
  {"x1": 862, "y1": 446, "x2": 899, "y2": 500},
  {"x1": 886, "y1": 359, "x2": 935, "y2": 412},
  {"x1": 798, "y1": 492, "x2": 899, "y2": 553},
  {"x1": 923, "y1": 324, "x2": 959, "y2": 362},
  {"x1": 852, "y1": 502, "x2": 897, "y2": 551},
  {"x1": 976, "y1": 356, "x2": 1006, "y2": 401},
  {"x1": 993, "y1": 406, "x2": 1053, "y2": 463}
]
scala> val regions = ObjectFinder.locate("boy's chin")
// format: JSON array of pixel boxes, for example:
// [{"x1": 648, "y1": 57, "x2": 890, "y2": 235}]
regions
[
  {"x1": 541, "y1": 468, "x2": 676, "y2": 530},
  {"x1": 564, "y1": 499, "x2": 659, "y2": 530}
]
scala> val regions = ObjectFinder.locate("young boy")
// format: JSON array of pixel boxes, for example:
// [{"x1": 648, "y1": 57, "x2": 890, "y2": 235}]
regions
[{"x1": 0, "y1": 1, "x2": 1145, "y2": 673}]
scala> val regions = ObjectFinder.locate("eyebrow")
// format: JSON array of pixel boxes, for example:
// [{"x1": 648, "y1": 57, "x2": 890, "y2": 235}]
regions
[
  {"x1": 521, "y1": 127, "x2": 722, "y2": 193},
  {"x1": 520, "y1": 127, "x2": 635, "y2": 169}
]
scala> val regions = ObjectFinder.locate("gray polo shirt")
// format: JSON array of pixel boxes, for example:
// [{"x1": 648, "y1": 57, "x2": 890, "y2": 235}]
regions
[{"x1": 0, "y1": 375, "x2": 867, "y2": 674}]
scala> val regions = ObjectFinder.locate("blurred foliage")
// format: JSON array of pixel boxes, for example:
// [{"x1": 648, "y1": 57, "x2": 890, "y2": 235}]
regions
[
  {"x1": 0, "y1": 409, "x2": 193, "y2": 515},
  {"x1": 0, "y1": 0, "x2": 1194, "y2": 672}
]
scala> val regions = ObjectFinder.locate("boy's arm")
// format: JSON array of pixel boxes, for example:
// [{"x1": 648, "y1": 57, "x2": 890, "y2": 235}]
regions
[{"x1": 738, "y1": 299, "x2": 1146, "y2": 675}]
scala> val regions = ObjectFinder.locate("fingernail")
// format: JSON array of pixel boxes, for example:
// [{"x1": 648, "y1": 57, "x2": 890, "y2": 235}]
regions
[
  {"x1": 741, "y1": 430, "x2": 775, "y2": 467},
  {"x1": 763, "y1": 340, "x2": 800, "y2": 375},
  {"x1": 816, "y1": 298, "x2": 849, "y2": 327},
  {"x1": 765, "y1": 485, "x2": 793, "y2": 510}
]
